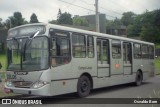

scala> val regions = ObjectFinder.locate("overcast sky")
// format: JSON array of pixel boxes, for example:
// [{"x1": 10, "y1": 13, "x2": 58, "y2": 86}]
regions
[{"x1": 0, "y1": 0, "x2": 160, "y2": 22}]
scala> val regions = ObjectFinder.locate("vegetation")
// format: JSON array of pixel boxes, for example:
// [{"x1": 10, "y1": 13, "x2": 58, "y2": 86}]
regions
[
  {"x1": 155, "y1": 44, "x2": 160, "y2": 48},
  {"x1": 5, "y1": 12, "x2": 28, "y2": 29},
  {"x1": 73, "y1": 16, "x2": 89, "y2": 26},
  {"x1": 0, "y1": 54, "x2": 7, "y2": 72},
  {"x1": 57, "y1": 9, "x2": 73, "y2": 25},
  {"x1": 106, "y1": 9, "x2": 160, "y2": 44},
  {"x1": 30, "y1": 13, "x2": 39, "y2": 23},
  {"x1": 155, "y1": 58, "x2": 160, "y2": 74},
  {"x1": 0, "y1": 84, "x2": 16, "y2": 98},
  {"x1": 121, "y1": 11, "x2": 135, "y2": 26}
]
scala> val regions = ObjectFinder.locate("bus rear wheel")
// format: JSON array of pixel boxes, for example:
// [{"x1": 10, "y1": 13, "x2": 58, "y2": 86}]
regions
[
  {"x1": 77, "y1": 75, "x2": 91, "y2": 97},
  {"x1": 135, "y1": 71, "x2": 143, "y2": 86}
]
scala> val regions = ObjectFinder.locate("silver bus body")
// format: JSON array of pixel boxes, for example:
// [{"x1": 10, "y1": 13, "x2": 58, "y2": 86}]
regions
[{"x1": 5, "y1": 23, "x2": 155, "y2": 96}]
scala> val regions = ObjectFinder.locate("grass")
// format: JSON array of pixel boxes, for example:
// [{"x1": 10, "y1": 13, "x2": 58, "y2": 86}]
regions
[
  {"x1": 0, "y1": 54, "x2": 7, "y2": 80},
  {"x1": 0, "y1": 54, "x2": 17, "y2": 97},
  {"x1": 0, "y1": 82, "x2": 16, "y2": 98},
  {"x1": 155, "y1": 57, "x2": 160, "y2": 75},
  {"x1": 0, "y1": 54, "x2": 7, "y2": 72},
  {"x1": 155, "y1": 44, "x2": 160, "y2": 48}
]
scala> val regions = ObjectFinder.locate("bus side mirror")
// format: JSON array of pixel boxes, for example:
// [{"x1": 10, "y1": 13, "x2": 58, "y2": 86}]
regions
[{"x1": 0, "y1": 62, "x2": 2, "y2": 69}]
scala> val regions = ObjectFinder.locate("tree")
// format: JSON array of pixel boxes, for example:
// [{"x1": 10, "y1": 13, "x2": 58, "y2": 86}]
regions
[
  {"x1": 57, "y1": 8, "x2": 62, "y2": 20},
  {"x1": 57, "y1": 12, "x2": 73, "y2": 25},
  {"x1": 126, "y1": 15, "x2": 142, "y2": 37},
  {"x1": 30, "y1": 13, "x2": 39, "y2": 23},
  {"x1": 73, "y1": 16, "x2": 88, "y2": 26},
  {"x1": 121, "y1": 12, "x2": 135, "y2": 26},
  {"x1": 113, "y1": 18, "x2": 122, "y2": 29},
  {"x1": 0, "y1": 18, "x2": 3, "y2": 28},
  {"x1": 140, "y1": 25, "x2": 160, "y2": 43},
  {"x1": 4, "y1": 12, "x2": 28, "y2": 29},
  {"x1": 4, "y1": 12, "x2": 27, "y2": 29},
  {"x1": 106, "y1": 18, "x2": 122, "y2": 28},
  {"x1": 153, "y1": 9, "x2": 160, "y2": 27},
  {"x1": 13, "y1": 12, "x2": 24, "y2": 26},
  {"x1": 48, "y1": 20, "x2": 58, "y2": 24},
  {"x1": 125, "y1": 9, "x2": 160, "y2": 44},
  {"x1": 139, "y1": 10, "x2": 160, "y2": 43}
]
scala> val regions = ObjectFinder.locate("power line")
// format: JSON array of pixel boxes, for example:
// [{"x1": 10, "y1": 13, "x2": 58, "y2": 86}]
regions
[
  {"x1": 52, "y1": 0, "x2": 77, "y2": 19},
  {"x1": 59, "y1": 0, "x2": 95, "y2": 12},
  {"x1": 80, "y1": 0, "x2": 93, "y2": 6},
  {"x1": 107, "y1": 0, "x2": 128, "y2": 12},
  {"x1": 100, "y1": 6, "x2": 122, "y2": 16},
  {"x1": 62, "y1": 0, "x2": 77, "y2": 12},
  {"x1": 79, "y1": 0, "x2": 122, "y2": 16},
  {"x1": 58, "y1": 0, "x2": 117, "y2": 19}
]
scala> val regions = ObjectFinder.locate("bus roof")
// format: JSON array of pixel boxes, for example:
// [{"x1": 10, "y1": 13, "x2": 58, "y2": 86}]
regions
[{"x1": 9, "y1": 23, "x2": 154, "y2": 45}]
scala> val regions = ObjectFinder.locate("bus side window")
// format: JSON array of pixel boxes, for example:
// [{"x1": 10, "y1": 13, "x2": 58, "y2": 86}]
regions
[
  {"x1": 72, "y1": 34, "x2": 86, "y2": 58},
  {"x1": 134, "y1": 43, "x2": 141, "y2": 59},
  {"x1": 112, "y1": 40, "x2": 121, "y2": 59},
  {"x1": 50, "y1": 30, "x2": 71, "y2": 67},
  {"x1": 97, "y1": 39, "x2": 101, "y2": 63},
  {"x1": 123, "y1": 42, "x2": 132, "y2": 64},
  {"x1": 102, "y1": 40, "x2": 109, "y2": 64},
  {"x1": 87, "y1": 36, "x2": 94, "y2": 58},
  {"x1": 52, "y1": 39, "x2": 57, "y2": 66},
  {"x1": 142, "y1": 45, "x2": 149, "y2": 59},
  {"x1": 149, "y1": 45, "x2": 154, "y2": 59},
  {"x1": 96, "y1": 39, "x2": 109, "y2": 64}
]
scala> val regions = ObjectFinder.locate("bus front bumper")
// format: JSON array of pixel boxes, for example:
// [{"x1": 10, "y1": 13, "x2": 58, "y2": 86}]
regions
[{"x1": 4, "y1": 84, "x2": 51, "y2": 96}]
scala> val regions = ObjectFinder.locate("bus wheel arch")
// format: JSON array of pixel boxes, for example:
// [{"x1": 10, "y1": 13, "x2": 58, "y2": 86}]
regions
[
  {"x1": 135, "y1": 69, "x2": 143, "y2": 86},
  {"x1": 77, "y1": 73, "x2": 93, "y2": 97}
]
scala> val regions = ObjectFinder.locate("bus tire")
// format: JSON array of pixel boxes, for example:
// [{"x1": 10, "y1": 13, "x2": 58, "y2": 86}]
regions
[
  {"x1": 77, "y1": 75, "x2": 91, "y2": 97},
  {"x1": 135, "y1": 71, "x2": 143, "y2": 86}
]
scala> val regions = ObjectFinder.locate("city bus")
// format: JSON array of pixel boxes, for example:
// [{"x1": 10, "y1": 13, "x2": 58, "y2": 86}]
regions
[{"x1": 4, "y1": 23, "x2": 155, "y2": 97}]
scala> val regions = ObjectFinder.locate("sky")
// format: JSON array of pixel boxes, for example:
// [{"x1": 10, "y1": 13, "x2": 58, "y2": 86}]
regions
[{"x1": 0, "y1": 0, "x2": 160, "y2": 23}]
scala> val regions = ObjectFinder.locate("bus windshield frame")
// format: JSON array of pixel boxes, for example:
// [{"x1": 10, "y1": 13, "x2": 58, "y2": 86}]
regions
[
  {"x1": 7, "y1": 25, "x2": 49, "y2": 72},
  {"x1": 7, "y1": 36, "x2": 49, "y2": 72}
]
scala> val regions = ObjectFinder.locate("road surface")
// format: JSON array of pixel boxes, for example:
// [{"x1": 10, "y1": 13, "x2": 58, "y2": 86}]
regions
[{"x1": 1, "y1": 76, "x2": 160, "y2": 107}]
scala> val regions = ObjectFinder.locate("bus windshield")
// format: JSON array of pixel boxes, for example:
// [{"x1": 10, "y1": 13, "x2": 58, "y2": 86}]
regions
[{"x1": 7, "y1": 36, "x2": 49, "y2": 71}]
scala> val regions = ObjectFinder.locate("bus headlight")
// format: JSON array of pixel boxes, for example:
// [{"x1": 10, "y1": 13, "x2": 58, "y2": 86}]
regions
[
  {"x1": 32, "y1": 81, "x2": 49, "y2": 89},
  {"x1": 6, "y1": 81, "x2": 13, "y2": 87}
]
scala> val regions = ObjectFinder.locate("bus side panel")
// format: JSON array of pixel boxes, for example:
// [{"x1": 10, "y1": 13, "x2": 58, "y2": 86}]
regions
[
  {"x1": 50, "y1": 63, "x2": 78, "y2": 95},
  {"x1": 71, "y1": 58, "x2": 97, "y2": 78},
  {"x1": 50, "y1": 58, "x2": 97, "y2": 96},
  {"x1": 51, "y1": 79, "x2": 78, "y2": 96},
  {"x1": 132, "y1": 59, "x2": 142, "y2": 73},
  {"x1": 93, "y1": 74, "x2": 136, "y2": 89}
]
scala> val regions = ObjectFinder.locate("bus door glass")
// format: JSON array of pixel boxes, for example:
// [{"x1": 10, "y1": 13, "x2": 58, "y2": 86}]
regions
[
  {"x1": 123, "y1": 42, "x2": 132, "y2": 75},
  {"x1": 111, "y1": 40, "x2": 123, "y2": 75},
  {"x1": 96, "y1": 39, "x2": 110, "y2": 77}
]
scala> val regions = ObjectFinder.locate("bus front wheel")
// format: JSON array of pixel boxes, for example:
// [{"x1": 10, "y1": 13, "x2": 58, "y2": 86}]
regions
[
  {"x1": 77, "y1": 75, "x2": 91, "y2": 97},
  {"x1": 135, "y1": 71, "x2": 143, "y2": 86}
]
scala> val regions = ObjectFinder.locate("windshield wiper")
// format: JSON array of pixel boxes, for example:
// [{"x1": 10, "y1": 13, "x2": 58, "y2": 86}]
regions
[
  {"x1": 23, "y1": 31, "x2": 40, "y2": 60},
  {"x1": 12, "y1": 37, "x2": 19, "y2": 58},
  {"x1": 25, "y1": 31, "x2": 40, "y2": 47},
  {"x1": 30, "y1": 31, "x2": 40, "y2": 39}
]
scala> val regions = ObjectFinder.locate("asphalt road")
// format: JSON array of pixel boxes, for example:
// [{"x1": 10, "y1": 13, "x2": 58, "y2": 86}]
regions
[{"x1": 1, "y1": 76, "x2": 160, "y2": 107}]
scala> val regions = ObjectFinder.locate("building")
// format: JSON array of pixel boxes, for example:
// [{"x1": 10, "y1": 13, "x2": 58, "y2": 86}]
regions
[
  {"x1": 81, "y1": 14, "x2": 106, "y2": 33},
  {"x1": 62, "y1": 14, "x2": 127, "y2": 37},
  {"x1": 106, "y1": 25, "x2": 127, "y2": 37}
]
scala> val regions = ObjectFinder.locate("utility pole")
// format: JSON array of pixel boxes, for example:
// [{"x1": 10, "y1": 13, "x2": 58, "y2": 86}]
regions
[{"x1": 95, "y1": 0, "x2": 99, "y2": 32}]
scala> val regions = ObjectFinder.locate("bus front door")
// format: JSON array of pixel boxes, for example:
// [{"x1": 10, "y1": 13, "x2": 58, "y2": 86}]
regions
[
  {"x1": 123, "y1": 42, "x2": 132, "y2": 75},
  {"x1": 111, "y1": 40, "x2": 123, "y2": 75},
  {"x1": 97, "y1": 39, "x2": 110, "y2": 77}
]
